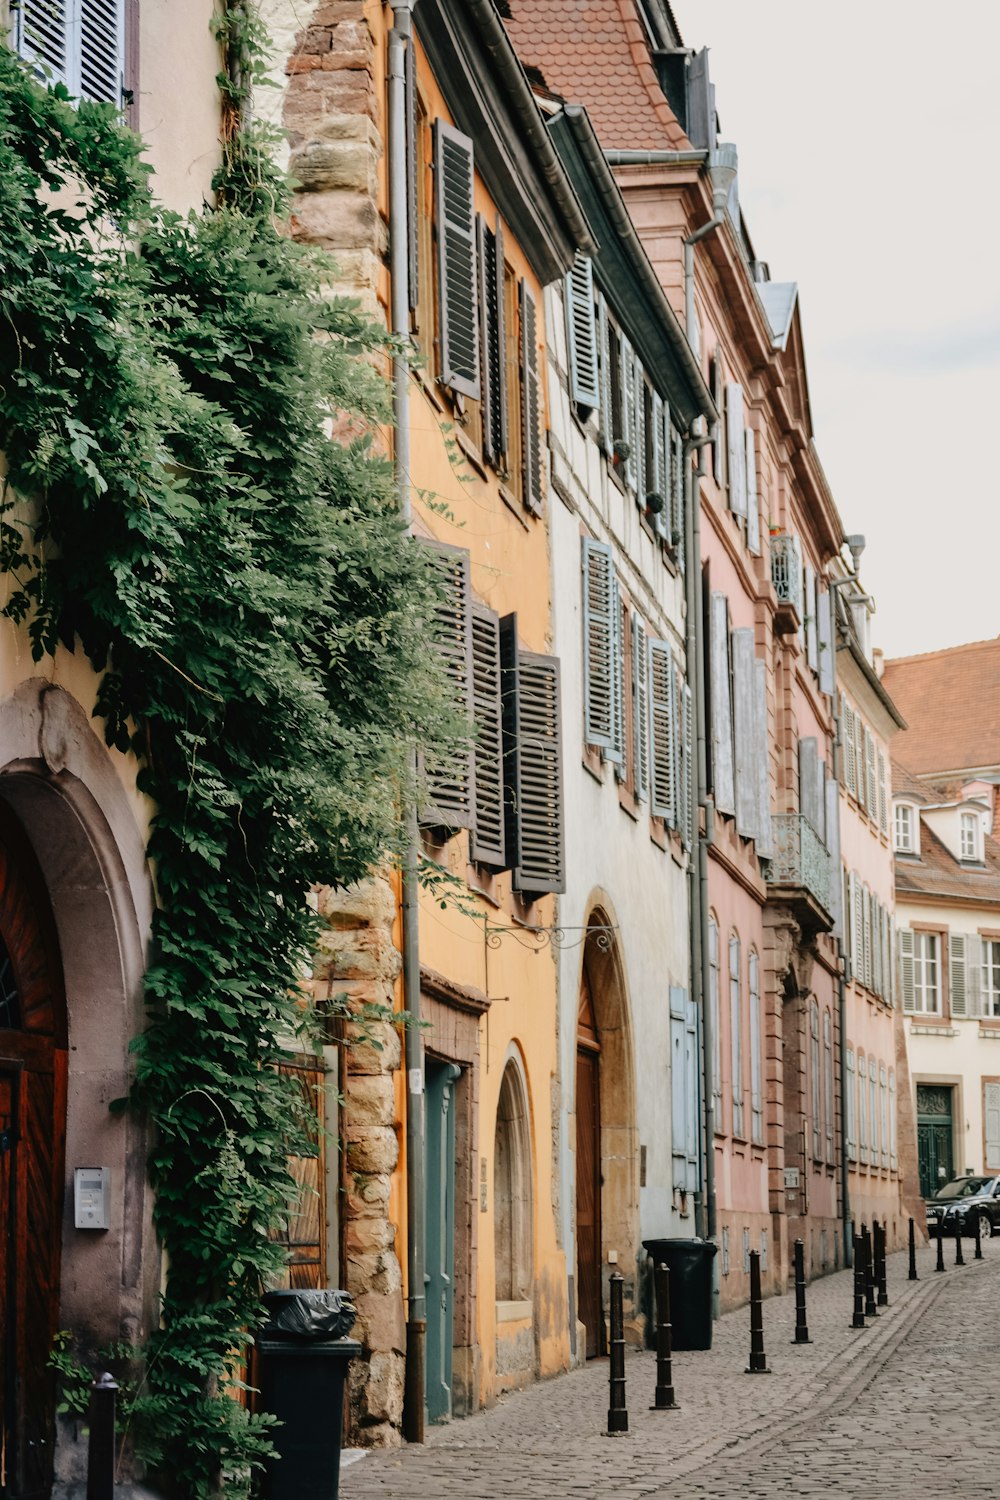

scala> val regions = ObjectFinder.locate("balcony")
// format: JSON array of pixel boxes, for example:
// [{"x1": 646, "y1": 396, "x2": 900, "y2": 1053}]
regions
[
  {"x1": 770, "y1": 533, "x2": 803, "y2": 635},
  {"x1": 765, "y1": 813, "x2": 834, "y2": 932}
]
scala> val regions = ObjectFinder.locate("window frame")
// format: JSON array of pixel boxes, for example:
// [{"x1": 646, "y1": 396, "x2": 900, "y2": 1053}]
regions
[
  {"x1": 894, "y1": 801, "x2": 918, "y2": 855},
  {"x1": 960, "y1": 810, "x2": 982, "y2": 863}
]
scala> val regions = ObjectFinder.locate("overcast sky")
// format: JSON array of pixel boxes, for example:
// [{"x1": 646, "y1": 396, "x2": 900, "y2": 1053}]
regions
[{"x1": 672, "y1": 0, "x2": 1000, "y2": 661}]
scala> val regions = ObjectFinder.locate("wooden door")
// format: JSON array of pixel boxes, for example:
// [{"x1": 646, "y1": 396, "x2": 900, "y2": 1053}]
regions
[
  {"x1": 576, "y1": 972, "x2": 602, "y2": 1359},
  {"x1": 0, "y1": 806, "x2": 67, "y2": 1500}
]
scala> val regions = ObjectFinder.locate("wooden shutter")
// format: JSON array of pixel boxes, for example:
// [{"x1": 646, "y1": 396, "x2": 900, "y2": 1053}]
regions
[
  {"x1": 672, "y1": 427, "x2": 686, "y2": 564},
  {"x1": 477, "y1": 217, "x2": 507, "y2": 468},
  {"x1": 879, "y1": 1064, "x2": 888, "y2": 1168},
  {"x1": 825, "y1": 773, "x2": 842, "y2": 935},
  {"x1": 985, "y1": 1083, "x2": 1000, "y2": 1170},
  {"x1": 80, "y1": 0, "x2": 123, "y2": 101},
  {"x1": 681, "y1": 679, "x2": 694, "y2": 850},
  {"x1": 950, "y1": 933, "x2": 981, "y2": 1018},
  {"x1": 877, "y1": 750, "x2": 888, "y2": 833},
  {"x1": 632, "y1": 614, "x2": 649, "y2": 802},
  {"x1": 798, "y1": 737, "x2": 821, "y2": 836},
  {"x1": 725, "y1": 382, "x2": 746, "y2": 516},
  {"x1": 499, "y1": 613, "x2": 521, "y2": 870},
  {"x1": 650, "y1": 392, "x2": 666, "y2": 512},
  {"x1": 649, "y1": 640, "x2": 676, "y2": 825},
  {"x1": 596, "y1": 293, "x2": 613, "y2": 455},
  {"x1": 854, "y1": 713, "x2": 867, "y2": 811},
  {"x1": 818, "y1": 587, "x2": 835, "y2": 696},
  {"x1": 709, "y1": 592, "x2": 736, "y2": 816},
  {"x1": 824, "y1": 1012, "x2": 835, "y2": 1163},
  {"x1": 731, "y1": 627, "x2": 756, "y2": 838},
  {"x1": 865, "y1": 728, "x2": 877, "y2": 812},
  {"x1": 611, "y1": 587, "x2": 626, "y2": 778},
  {"x1": 843, "y1": 701, "x2": 857, "y2": 798},
  {"x1": 804, "y1": 562, "x2": 818, "y2": 672},
  {"x1": 753, "y1": 659, "x2": 773, "y2": 857},
  {"x1": 633, "y1": 363, "x2": 647, "y2": 502},
  {"x1": 405, "y1": 38, "x2": 419, "y2": 311},
  {"x1": 519, "y1": 279, "x2": 543, "y2": 514},
  {"x1": 565, "y1": 254, "x2": 600, "y2": 410},
  {"x1": 621, "y1": 335, "x2": 638, "y2": 491},
  {"x1": 582, "y1": 538, "x2": 615, "y2": 751},
  {"x1": 889, "y1": 1070, "x2": 897, "y2": 1169},
  {"x1": 869, "y1": 1058, "x2": 878, "y2": 1168},
  {"x1": 420, "y1": 542, "x2": 473, "y2": 830},
  {"x1": 512, "y1": 650, "x2": 565, "y2": 895},
  {"x1": 862, "y1": 885, "x2": 872, "y2": 988},
  {"x1": 745, "y1": 425, "x2": 760, "y2": 554},
  {"x1": 872, "y1": 898, "x2": 883, "y2": 998},
  {"x1": 470, "y1": 603, "x2": 506, "y2": 868},
  {"x1": 858, "y1": 1052, "x2": 868, "y2": 1163},
  {"x1": 846, "y1": 1049, "x2": 857, "y2": 1162},
  {"x1": 711, "y1": 354, "x2": 726, "y2": 489},
  {"x1": 730, "y1": 936, "x2": 744, "y2": 1137},
  {"x1": 434, "y1": 121, "x2": 480, "y2": 398},
  {"x1": 749, "y1": 952, "x2": 763, "y2": 1144},
  {"x1": 899, "y1": 928, "x2": 915, "y2": 1011}
]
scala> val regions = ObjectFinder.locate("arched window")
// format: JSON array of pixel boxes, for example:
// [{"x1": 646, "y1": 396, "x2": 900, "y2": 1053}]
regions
[
  {"x1": 709, "y1": 916, "x2": 722, "y2": 1119},
  {"x1": 494, "y1": 1058, "x2": 533, "y2": 1302},
  {"x1": 749, "y1": 950, "x2": 762, "y2": 1145},
  {"x1": 729, "y1": 933, "x2": 743, "y2": 1137}
]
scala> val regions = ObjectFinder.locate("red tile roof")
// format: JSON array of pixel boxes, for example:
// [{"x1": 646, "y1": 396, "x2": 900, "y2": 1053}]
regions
[
  {"x1": 503, "y1": 0, "x2": 692, "y2": 151},
  {"x1": 882, "y1": 638, "x2": 1000, "y2": 778},
  {"x1": 896, "y1": 819, "x2": 1000, "y2": 907}
]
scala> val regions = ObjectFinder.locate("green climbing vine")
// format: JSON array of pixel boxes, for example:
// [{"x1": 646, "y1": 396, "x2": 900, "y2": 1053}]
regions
[{"x1": 0, "y1": 11, "x2": 452, "y2": 1495}]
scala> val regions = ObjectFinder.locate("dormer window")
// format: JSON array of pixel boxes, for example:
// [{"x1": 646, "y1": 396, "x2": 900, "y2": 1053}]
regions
[
  {"x1": 960, "y1": 810, "x2": 982, "y2": 863},
  {"x1": 894, "y1": 802, "x2": 918, "y2": 855}
]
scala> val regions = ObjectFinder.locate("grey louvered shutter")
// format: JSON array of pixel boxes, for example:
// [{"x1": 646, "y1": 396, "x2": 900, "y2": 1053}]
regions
[
  {"x1": 565, "y1": 255, "x2": 600, "y2": 411},
  {"x1": 434, "y1": 121, "x2": 479, "y2": 398},
  {"x1": 877, "y1": 750, "x2": 888, "y2": 834},
  {"x1": 405, "y1": 38, "x2": 419, "y2": 311},
  {"x1": 745, "y1": 425, "x2": 760, "y2": 554},
  {"x1": 873, "y1": 898, "x2": 883, "y2": 997},
  {"x1": 847, "y1": 871, "x2": 859, "y2": 979},
  {"x1": 519, "y1": 279, "x2": 543, "y2": 514},
  {"x1": 632, "y1": 614, "x2": 649, "y2": 802},
  {"x1": 855, "y1": 714, "x2": 867, "y2": 811},
  {"x1": 478, "y1": 217, "x2": 506, "y2": 469},
  {"x1": 825, "y1": 772, "x2": 842, "y2": 935},
  {"x1": 16, "y1": 0, "x2": 70, "y2": 84},
  {"x1": 621, "y1": 335, "x2": 638, "y2": 491},
  {"x1": 650, "y1": 392, "x2": 666, "y2": 515},
  {"x1": 725, "y1": 382, "x2": 746, "y2": 516},
  {"x1": 804, "y1": 562, "x2": 818, "y2": 672},
  {"x1": 754, "y1": 658, "x2": 773, "y2": 857},
  {"x1": 672, "y1": 427, "x2": 686, "y2": 565},
  {"x1": 843, "y1": 702, "x2": 857, "y2": 798},
  {"x1": 862, "y1": 886, "x2": 872, "y2": 988},
  {"x1": 582, "y1": 538, "x2": 615, "y2": 751},
  {"x1": 80, "y1": 0, "x2": 123, "y2": 101},
  {"x1": 597, "y1": 293, "x2": 614, "y2": 455},
  {"x1": 611, "y1": 584, "x2": 626, "y2": 778},
  {"x1": 633, "y1": 362, "x2": 647, "y2": 502},
  {"x1": 649, "y1": 640, "x2": 676, "y2": 824},
  {"x1": 950, "y1": 933, "x2": 968, "y2": 1017},
  {"x1": 798, "y1": 738, "x2": 820, "y2": 835},
  {"x1": 846, "y1": 1049, "x2": 857, "y2": 1162},
  {"x1": 711, "y1": 355, "x2": 726, "y2": 489},
  {"x1": 512, "y1": 651, "x2": 565, "y2": 896},
  {"x1": 967, "y1": 934, "x2": 983, "y2": 1016},
  {"x1": 420, "y1": 542, "x2": 474, "y2": 830},
  {"x1": 865, "y1": 727, "x2": 877, "y2": 812},
  {"x1": 731, "y1": 627, "x2": 756, "y2": 838},
  {"x1": 986, "y1": 1084, "x2": 1000, "y2": 1169},
  {"x1": 818, "y1": 588, "x2": 834, "y2": 696},
  {"x1": 499, "y1": 613, "x2": 521, "y2": 870},
  {"x1": 682, "y1": 680, "x2": 694, "y2": 850},
  {"x1": 470, "y1": 603, "x2": 506, "y2": 869},
  {"x1": 709, "y1": 592, "x2": 736, "y2": 816}
]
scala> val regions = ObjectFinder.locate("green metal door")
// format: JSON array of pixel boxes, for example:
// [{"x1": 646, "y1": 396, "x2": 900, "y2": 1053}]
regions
[
  {"x1": 917, "y1": 1085, "x2": 954, "y2": 1198},
  {"x1": 425, "y1": 1059, "x2": 460, "y2": 1424}
]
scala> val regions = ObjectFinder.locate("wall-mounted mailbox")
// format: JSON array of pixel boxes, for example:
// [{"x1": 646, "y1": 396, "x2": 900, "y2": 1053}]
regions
[{"x1": 74, "y1": 1167, "x2": 110, "y2": 1229}]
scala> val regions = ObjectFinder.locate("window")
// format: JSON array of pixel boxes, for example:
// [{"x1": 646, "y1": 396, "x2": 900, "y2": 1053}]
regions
[
  {"x1": 879, "y1": 1064, "x2": 889, "y2": 1169},
  {"x1": 670, "y1": 986, "x2": 700, "y2": 1192},
  {"x1": 846, "y1": 1048, "x2": 857, "y2": 1162},
  {"x1": 961, "y1": 811, "x2": 981, "y2": 862},
  {"x1": 857, "y1": 1050, "x2": 868, "y2": 1165},
  {"x1": 824, "y1": 1011, "x2": 835, "y2": 1165},
  {"x1": 984, "y1": 939, "x2": 1000, "y2": 1018},
  {"x1": 869, "y1": 1058, "x2": 879, "y2": 1169},
  {"x1": 709, "y1": 916, "x2": 722, "y2": 1121},
  {"x1": 894, "y1": 803, "x2": 917, "y2": 854},
  {"x1": 889, "y1": 1069, "x2": 897, "y2": 1171},
  {"x1": 15, "y1": 0, "x2": 124, "y2": 103},
  {"x1": 810, "y1": 1001, "x2": 821, "y2": 1160},
  {"x1": 730, "y1": 933, "x2": 744, "y2": 1137},
  {"x1": 900, "y1": 929, "x2": 940, "y2": 1014},
  {"x1": 749, "y1": 951, "x2": 763, "y2": 1145}
]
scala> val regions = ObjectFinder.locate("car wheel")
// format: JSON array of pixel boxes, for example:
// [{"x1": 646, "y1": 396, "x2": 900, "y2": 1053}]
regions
[{"x1": 979, "y1": 1212, "x2": 993, "y2": 1242}]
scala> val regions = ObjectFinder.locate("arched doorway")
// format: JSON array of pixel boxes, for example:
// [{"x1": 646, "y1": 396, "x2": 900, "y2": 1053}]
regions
[
  {"x1": 0, "y1": 801, "x2": 67, "y2": 1500},
  {"x1": 575, "y1": 911, "x2": 636, "y2": 1361},
  {"x1": 493, "y1": 1059, "x2": 532, "y2": 1304}
]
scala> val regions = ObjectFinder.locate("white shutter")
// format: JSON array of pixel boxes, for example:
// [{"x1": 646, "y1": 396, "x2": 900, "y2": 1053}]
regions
[
  {"x1": 565, "y1": 254, "x2": 600, "y2": 410},
  {"x1": 949, "y1": 933, "x2": 967, "y2": 1017},
  {"x1": 846, "y1": 1049, "x2": 857, "y2": 1162},
  {"x1": 745, "y1": 426, "x2": 760, "y2": 554},
  {"x1": 798, "y1": 737, "x2": 821, "y2": 835},
  {"x1": 650, "y1": 392, "x2": 666, "y2": 518},
  {"x1": 862, "y1": 885, "x2": 872, "y2": 989},
  {"x1": 80, "y1": 0, "x2": 124, "y2": 102},
  {"x1": 632, "y1": 614, "x2": 649, "y2": 802},
  {"x1": 725, "y1": 382, "x2": 746, "y2": 516},
  {"x1": 855, "y1": 716, "x2": 867, "y2": 811},
  {"x1": 985, "y1": 1083, "x2": 1000, "y2": 1170},
  {"x1": 825, "y1": 1012, "x2": 835, "y2": 1164},
  {"x1": 753, "y1": 659, "x2": 773, "y2": 857},
  {"x1": 877, "y1": 750, "x2": 888, "y2": 834},
  {"x1": 681, "y1": 679, "x2": 694, "y2": 851},
  {"x1": 826, "y1": 774, "x2": 842, "y2": 936},
  {"x1": 889, "y1": 1070, "x2": 897, "y2": 1170},
  {"x1": 673, "y1": 428, "x2": 686, "y2": 564},
  {"x1": 621, "y1": 335, "x2": 638, "y2": 492},
  {"x1": 18, "y1": 0, "x2": 125, "y2": 103},
  {"x1": 869, "y1": 1058, "x2": 879, "y2": 1168},
  {"x1": 731, "y1": 627, "x2": 757, "y2": 838},
  {"x1": 900, "y1": 928, "x2": 915, "y2": 1011},
  {"x1": 858, "y1": 1052, "x2": 869, "y2": 1164},
  {"x1": 709, "y1": 592, "x2": 736, "y2": 816},
  {"x1": 879, "y1": 1064, "x2": 889, "y2": 1168},
  {"x1": 818, "y1": 588, "x2": 835, "y2": 696},
  {"x1": 730, "y1": 935, "x2": 744, "y2": 1137},
  {"x1": 865, "y1": 728, "x2": 878, "y2": 813},
  {"x1": 582, "y1": 539, "x2": 615, "y2": 751},
  {"x1": 804, "y1": 562, "x2": 818, "y2": 672},
  {"x1": 843, "y1": 702, "x2": 857, "y2": 799},
  {"x1": 649, "y1": 640, "x2": 677, "y2": 825},
  {"x1": 610, "y1": 579, "x2": 625, "y2": 776},
  {"x1": 968, "y1": 933, "x2": 983, "y2": 1017}
]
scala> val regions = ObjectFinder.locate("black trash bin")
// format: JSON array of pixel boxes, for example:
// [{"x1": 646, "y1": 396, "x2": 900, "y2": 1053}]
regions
[
  {"x1": 642, "y1": 1238, "x2": 717, "y2": 1351},
  {"x1": 257, "y1": 1289, "x2": 360, "y2": 1500}
]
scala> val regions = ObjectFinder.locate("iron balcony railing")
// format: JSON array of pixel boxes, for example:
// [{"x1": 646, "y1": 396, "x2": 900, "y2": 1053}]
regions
[
  {"x1": 770, "y1": 533, "x2": 803, "y2": 615},
  {"x1": 767, "y1": 813, "x2": 832, "y2": 917}
]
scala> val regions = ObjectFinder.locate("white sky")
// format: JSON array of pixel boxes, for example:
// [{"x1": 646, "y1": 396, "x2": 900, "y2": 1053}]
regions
[{"x1": 672, "y1": 0, "x2": 1000, "y2": 659}]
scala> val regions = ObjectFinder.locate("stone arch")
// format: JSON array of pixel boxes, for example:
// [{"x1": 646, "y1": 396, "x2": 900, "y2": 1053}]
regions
[
  {"x1": 574, "y1": 900, "x2": 637, "y2": 1354},
  {"x1": 0, "y1": 679, "x2": 154, "y2": 1490},
  {"x1": 493, "y1": 1046, "x2": 533, "y2": 1304}
]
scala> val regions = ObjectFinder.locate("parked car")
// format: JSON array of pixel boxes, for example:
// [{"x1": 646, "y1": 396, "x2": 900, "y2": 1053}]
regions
[{"x1": 924, "y1": 1174, "x2": 1000, "y2": 1239}]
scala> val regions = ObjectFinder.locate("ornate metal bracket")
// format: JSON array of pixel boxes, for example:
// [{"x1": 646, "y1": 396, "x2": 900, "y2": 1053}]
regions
[{"x1": 483, "y1": 922, "x2": 618, "y2": 953}]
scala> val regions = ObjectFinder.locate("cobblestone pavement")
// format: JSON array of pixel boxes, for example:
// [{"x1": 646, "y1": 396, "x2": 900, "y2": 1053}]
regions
[{"x1": 341, "y1": 1241, "x2": 995, "y2": 1498}]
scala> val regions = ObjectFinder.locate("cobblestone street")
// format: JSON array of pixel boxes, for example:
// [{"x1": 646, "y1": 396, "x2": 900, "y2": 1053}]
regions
[{"x1": 341, "y1": 1242, "x2": 997, "y2": 1498}]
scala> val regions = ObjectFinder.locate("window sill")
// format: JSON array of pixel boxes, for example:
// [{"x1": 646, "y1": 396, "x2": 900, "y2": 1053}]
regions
[
  {"x1": 454, "y1": 424, "x2": 489, "y2": 481},
  {"x1": 907, "y1": 1020, "x2": 958, "y2": 1036},
  {"x1": 499, "y1": 482, "x2": 531, "y2": 531}
]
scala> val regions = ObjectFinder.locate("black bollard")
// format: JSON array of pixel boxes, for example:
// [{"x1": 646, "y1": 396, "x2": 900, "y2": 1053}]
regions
[
  {"x1": 975, "y1": 1211, "x2": 984, "y2": 1261},
  {"x1": 876, "y1": 1220, "x2": 889, "y2": 1307},
  {"x1": 791, "y1": 1238, "x2": 811, "y2": 1345},
  {"x1": 86, "y1": 1372, "x2": 118, "y2": 1500},
  {"x1": 744, "y1": 1250, "x2": 770, "y2": 1373},
  {"x1": 650, "y1": 1262, "x2": 679, "y2": 1410},
  {"x1": 850, "y1": 1235, "x2": 866, "y2": 1328},
  {"x1": 935, "y1": 1218, "x2": 946, "y2": 1273},
  {"x1": 954, "y1": 1217, "x2": 965, "y2": 1266},
  {"x1": 908, "y1": 1216, "x2": 919, "y2": 1280},
  {"x1": 863, "y1": 1226, "x2": 878, "y2": 1318},
  {"x1": 607, "y1": 1271, "x2": 629, "y2": 1434}
]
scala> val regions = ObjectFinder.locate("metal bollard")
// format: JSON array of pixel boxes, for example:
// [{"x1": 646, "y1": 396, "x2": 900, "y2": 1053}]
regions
[
  {"x1": 650, "y1": 1262, "x2": 678, "y2": 1410},
  {"x1": 863, "y1": 1226, "x2": 877, "y2": 1318},
  {"x1": 850, "y1": 1235, "x2": 866, "y2": 1329},
  {"x1": 744, "y1": 1250, "x2": 770, "y2": 1374},
  {"x1": 791, "y1": 1238, "x2": 811, "y2": 1345},
  {"x1": 607, "y1": 1271, "x2": 629, "y2": 1434},
  {"x1": 935, "y1": 1218, "x2": 946, "y2": 1273},
  {"x1": 908, "y1": 1216, "x2": 919, "y2": 1280},
  {"x1": 975, "y1": 1211, "x2": 984, "y2": 1261},
  {"x1": 954, "y1": 1217, "x2": 965, "y2": 1266},
  {"x1": 876, "y1": 1220, "x2": 889, "y2": 1307},
  {"x1": 86, "y1": 1372, "x2": 118, "y2": 1500}
]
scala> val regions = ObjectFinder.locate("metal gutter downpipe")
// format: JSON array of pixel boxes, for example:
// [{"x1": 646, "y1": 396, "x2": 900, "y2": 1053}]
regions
[
  {"x1": 388, "y1": 1, "x2": 426, "y2": 1446},
  {"x1": 684, "y1": 434, "x2": 716, "y2": 1259},
  {"x1": 682, "y1": 145, "x2": 738, "y2": 344}
]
